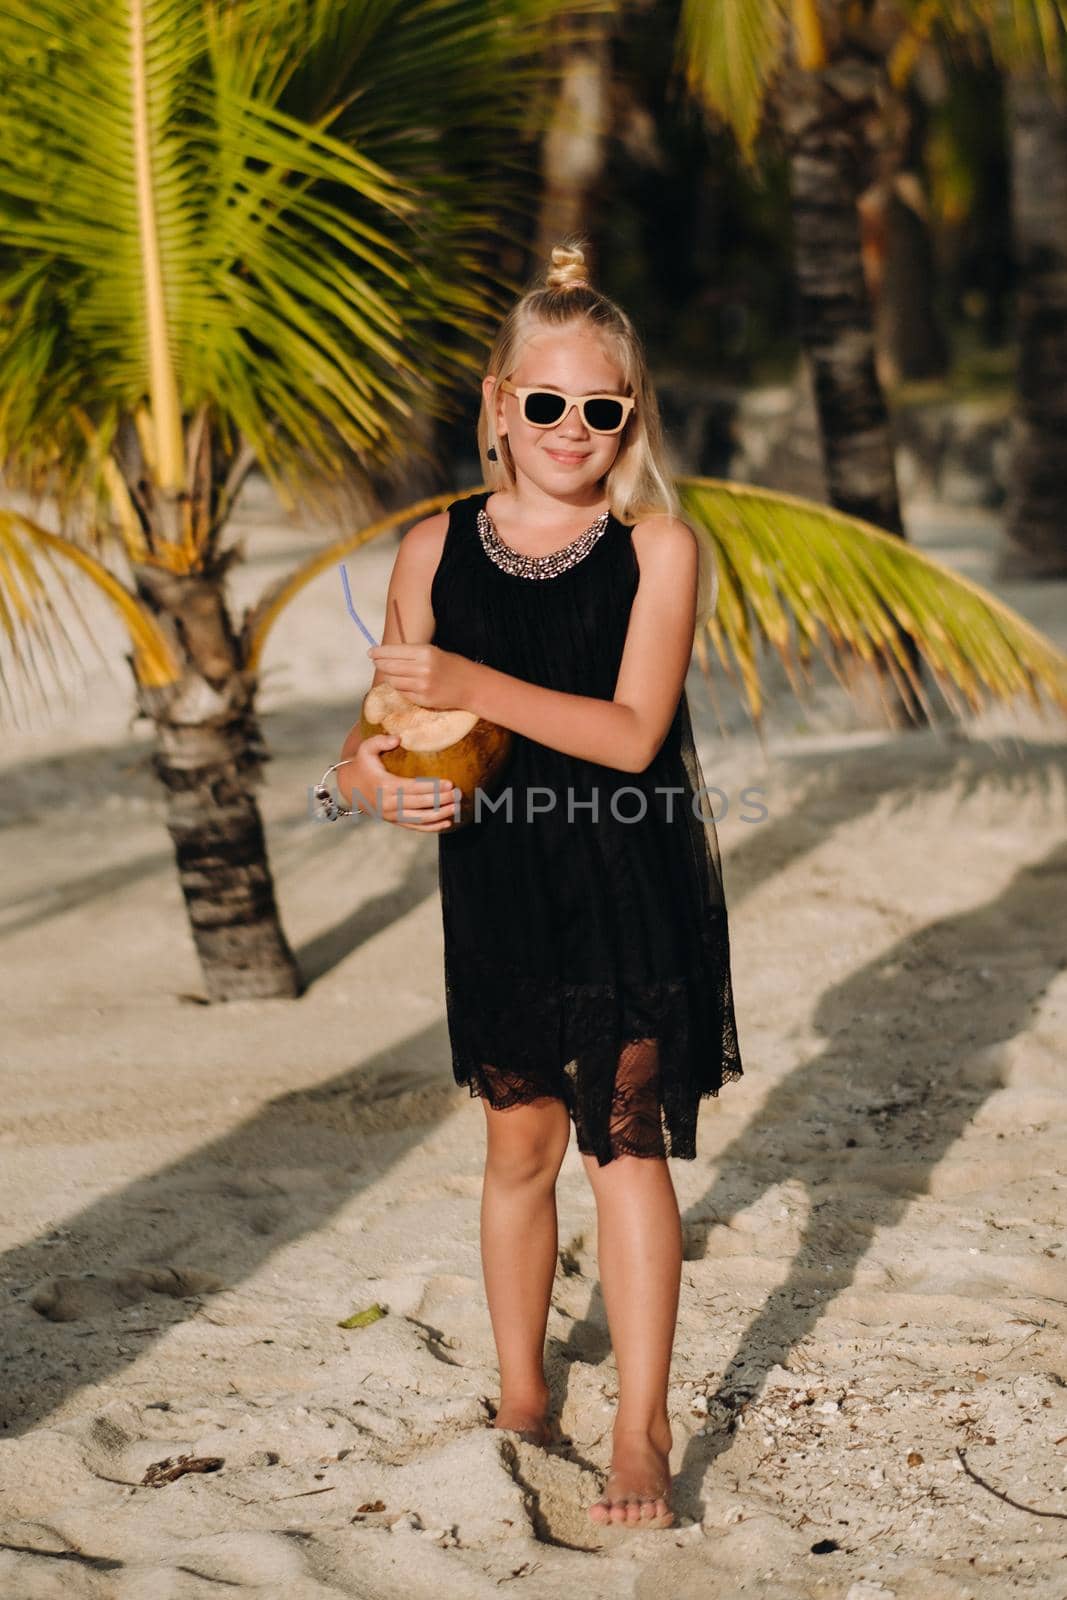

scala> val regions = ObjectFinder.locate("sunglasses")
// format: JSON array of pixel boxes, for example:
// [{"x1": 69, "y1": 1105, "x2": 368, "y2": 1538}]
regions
[{"x1": 498, "y1": 379, "x2": 636, "y2": 435}]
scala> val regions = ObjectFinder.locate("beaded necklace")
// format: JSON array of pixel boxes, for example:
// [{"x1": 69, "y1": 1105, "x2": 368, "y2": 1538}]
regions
[{"x1": 477, "y1": 499, "x2": 611, "y2": 580}]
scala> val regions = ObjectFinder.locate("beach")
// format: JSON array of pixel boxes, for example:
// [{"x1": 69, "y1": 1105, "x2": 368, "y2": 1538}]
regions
[{"x1": 1, "y1": 477, "x2": 1065, "y2": 1597}]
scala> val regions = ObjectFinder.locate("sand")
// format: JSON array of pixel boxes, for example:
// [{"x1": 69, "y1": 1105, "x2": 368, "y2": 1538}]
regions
[{"x1": 1, "y1": 475, "x2": 1066, "y2": 1598}]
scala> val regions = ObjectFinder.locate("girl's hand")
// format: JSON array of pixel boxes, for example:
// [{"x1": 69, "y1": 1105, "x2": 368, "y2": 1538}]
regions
[
  {"x1": 367, "y1": 642, "x2": 475, "y2": 711},
  {"x1": 345, "y1": 734, "x2": 460, "y2": 831}
]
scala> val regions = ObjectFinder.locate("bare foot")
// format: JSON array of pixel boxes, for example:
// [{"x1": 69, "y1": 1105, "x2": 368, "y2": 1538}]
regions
[
  {"x1": 491, "y1": 1388, "x2": 555, "y2": 1447},
  {"x1": 588, "y1": 1423, "x2": 673, "y2": 1529}
]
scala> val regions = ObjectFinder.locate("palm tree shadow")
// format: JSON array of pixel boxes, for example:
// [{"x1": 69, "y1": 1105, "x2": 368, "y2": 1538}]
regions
[
  {"x1": 553, "y1": 746, "x2": 1067, "y2": 1520},
  {"x1": 2, "y1": 726, "x2": 1060, "y2": 1468},
  {"x1": 0, "y1": 687, "x2": 420, "y2": 921},
  {"x1": 0, "y1": 1020, "x2": 461, "y2": 1439},
  {"x1": 294, "y1": 830, "x2": 441, "y2": 984}
]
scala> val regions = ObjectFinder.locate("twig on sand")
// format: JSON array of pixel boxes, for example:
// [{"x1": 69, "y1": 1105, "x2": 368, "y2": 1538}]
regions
[
  {"x1": 142, "y1": 1455, "x2": 223, "y2": 1487},
  {"x1": 956, "y1": 1448, "x2": 1067, "y2": 1519},
  {"x1": 991, "y1": 1327, "x2": 1042, "y2": 1363}
]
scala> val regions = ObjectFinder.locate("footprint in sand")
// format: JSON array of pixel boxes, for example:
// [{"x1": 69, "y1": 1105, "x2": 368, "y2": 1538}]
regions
[{"x1": 30, "y1": 1265, "x2": 224, "y2": 1322}]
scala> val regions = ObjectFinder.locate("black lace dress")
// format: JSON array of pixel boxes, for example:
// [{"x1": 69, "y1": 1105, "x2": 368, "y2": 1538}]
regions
[{"x1": 431, "y1": 488, "x2": 743, "y2": 1166}]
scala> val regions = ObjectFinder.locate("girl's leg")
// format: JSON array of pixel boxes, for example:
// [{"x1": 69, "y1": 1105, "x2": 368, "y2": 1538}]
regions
[
  {"x1": 480, "y1": 1092, "x2": 572, "y2": 1440},
  {"x1": 581, "y1": 1150, "x2": 680, "y2": 1524},
  {"x1": 581, "y1": 1039, "x2": 682, "y2": 1527}
]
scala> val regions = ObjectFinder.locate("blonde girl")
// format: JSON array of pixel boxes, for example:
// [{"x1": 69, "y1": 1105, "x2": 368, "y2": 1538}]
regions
[{"x1": 336, "y1": 238, "x2": 743, "y2": 1529}]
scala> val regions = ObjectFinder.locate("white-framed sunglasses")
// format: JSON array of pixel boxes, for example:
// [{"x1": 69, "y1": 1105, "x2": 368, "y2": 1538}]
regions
[{"x1": 498, "y1": 379, "x2": 636, "y2": 435}]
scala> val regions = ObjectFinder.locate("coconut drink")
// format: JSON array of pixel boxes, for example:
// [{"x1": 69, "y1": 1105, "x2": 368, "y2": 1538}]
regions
[{"x1": 358, "y1": 682, "x2": 513, "y2": 830}]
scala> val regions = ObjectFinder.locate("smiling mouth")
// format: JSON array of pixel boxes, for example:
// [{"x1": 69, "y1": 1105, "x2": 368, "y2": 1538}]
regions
[{"x1": 545, "y1": 448, "x2": 589, "y2": 461}]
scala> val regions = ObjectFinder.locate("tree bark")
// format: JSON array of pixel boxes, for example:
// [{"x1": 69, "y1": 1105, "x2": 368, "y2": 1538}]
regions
[
  {"x1": 861, "y1": 60, "x2": 950, "y2": 388},
  {"x1": 535, "y1": 13, "x2": 612, "y2": 264},
  {"x1": 998, "y1": 70, "x2": 1067, "y2": 578},
  {"x1": 131, "y1": 561, "x2": 303, "y2": 1002},
  {"x1": 775, "y1": 53, "x2": 925, "y2": 727},
  {"x1": 867, "y1": 179, "x2": 950, "y2": 386}
]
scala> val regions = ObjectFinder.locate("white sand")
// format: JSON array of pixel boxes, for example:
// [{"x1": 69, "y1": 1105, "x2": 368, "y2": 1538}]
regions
[{"x1": 1, "y1": 478, "x2": 1066, "y2": 1597}]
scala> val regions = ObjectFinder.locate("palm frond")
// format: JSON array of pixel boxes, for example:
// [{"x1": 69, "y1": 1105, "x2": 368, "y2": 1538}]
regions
[
  {"x1": 0, "y1": 0, "x2": 610, "y2": 522},
  {"x1": 0, "y1": 511, "x2": 180, "y2": 724},
  {"x1": 678, "y1": 477, "x2": 1067, "y2": 733},
  {"x1": 675, "y1": 0, "x2": 791, "y2": 166},
  {"x1": 239, "y1": 479, "x2": 1067, "y2": 748},
  {"x1": 933, "y1": 0, "x2": 1067, "y2": 76}
]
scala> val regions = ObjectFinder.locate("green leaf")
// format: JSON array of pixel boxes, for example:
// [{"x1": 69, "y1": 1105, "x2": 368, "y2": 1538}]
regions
[
  {"x1": 675, "y1": 0, "x2": 790, "y2": 166},
  {"x1": 0, "y1": 0, "x2": 608, "y2": 511},
  {"x1": 678, "y1": 476, "x2": 1067, "y2": 735},
  {"x1": 338, "y1": 1302, "x2": 388, "y2": 1330}
]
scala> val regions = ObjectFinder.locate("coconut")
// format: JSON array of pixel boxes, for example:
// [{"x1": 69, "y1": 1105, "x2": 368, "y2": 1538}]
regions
[{"x1": 358, "y1": 682, "x2": 513, "y2": 830}]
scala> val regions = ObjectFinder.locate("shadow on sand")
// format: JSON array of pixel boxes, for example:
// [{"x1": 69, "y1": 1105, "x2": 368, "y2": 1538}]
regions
[{"x1": 1, "y1": 731, "x2": 1064, "y2": 1528}]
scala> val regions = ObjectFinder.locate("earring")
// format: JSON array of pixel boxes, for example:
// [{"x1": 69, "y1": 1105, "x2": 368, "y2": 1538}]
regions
[{"x1": 487, "y1": 445, "x2": 498, "y2": 461}]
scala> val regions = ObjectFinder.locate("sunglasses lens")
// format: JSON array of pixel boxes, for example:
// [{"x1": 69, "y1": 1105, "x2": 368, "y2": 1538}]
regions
[
  {"x1": 583, "y1": 397, "x2": 625, "y2": 432},
  {"x1": 523, "y1": 391, "x2": 567, "y2": 426}
]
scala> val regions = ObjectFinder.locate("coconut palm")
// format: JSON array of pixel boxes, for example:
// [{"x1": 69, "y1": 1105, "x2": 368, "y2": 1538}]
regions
[
  {"x1": 675, "y1": 0, "x2": 1067, "y2": 712},
  {"x1": 535, "y1": 9, "x2": 615, "y2": 264},
  {"x1": 0, "y1": 0, "x2": 608, "y2": 1000},
  {"x1": 877, "y1": 7, "x2": 1067, "y2": 577},
  {"x1": 999, "y1": 63, "x2": 1067, "y2": 577}
]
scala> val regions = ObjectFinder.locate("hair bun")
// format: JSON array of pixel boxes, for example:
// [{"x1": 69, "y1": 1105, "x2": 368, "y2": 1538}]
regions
[{"x1": 545, "y1": 242, "x2": 592, "y2": 293}]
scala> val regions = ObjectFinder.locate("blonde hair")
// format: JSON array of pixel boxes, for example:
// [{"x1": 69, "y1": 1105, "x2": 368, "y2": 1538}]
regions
[{"x1": 477, "y1": 236, "x2": 717, "y2": 631}]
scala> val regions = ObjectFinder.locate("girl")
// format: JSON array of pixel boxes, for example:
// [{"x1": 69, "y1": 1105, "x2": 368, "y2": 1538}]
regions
[{"x1": 333, "y1": 240, "x2": 743, "y2": 1531}]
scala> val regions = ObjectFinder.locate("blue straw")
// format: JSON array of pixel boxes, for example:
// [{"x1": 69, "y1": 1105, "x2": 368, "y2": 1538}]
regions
[{"x1": 338, "y1": 562, "x2": 379, "y2": 648}]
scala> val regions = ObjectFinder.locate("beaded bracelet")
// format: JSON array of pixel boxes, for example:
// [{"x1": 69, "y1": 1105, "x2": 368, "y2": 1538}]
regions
[{"x1": 312, "y1": 756, "x2": 361, "y2": 821}]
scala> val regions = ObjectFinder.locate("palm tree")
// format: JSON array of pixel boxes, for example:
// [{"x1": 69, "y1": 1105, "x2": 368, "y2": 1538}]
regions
[
  {"x1": 675, "y1": 2, "x2": 920, "y2": 725},
  {"x1": 535, "y1": 8, "x2": 615, "y2": 264},
  {"x1": 0, "y1": 0, "x2": 607, "y2": 1001},
  {"x1": 856, "y1": 55, "x2": 951, "y2": 388},
  {"x1": 675, "y1": 0, "x2": 1067, "y2": 715},
  {"x1": 882, "y1": 8, "x2": 1067, "y2": 578},
  {"x1": 999, "y1": 64, "x2": 1067, "y2": 577}
]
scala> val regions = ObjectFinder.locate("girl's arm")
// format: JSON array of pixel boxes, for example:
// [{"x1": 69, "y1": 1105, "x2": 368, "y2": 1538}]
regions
[
  {"x1": 335, "y1": 510, "x2": 448, "y2": 803},
  {"x1": 464, "y1": 515, "x2": 699, "y2": 775}
]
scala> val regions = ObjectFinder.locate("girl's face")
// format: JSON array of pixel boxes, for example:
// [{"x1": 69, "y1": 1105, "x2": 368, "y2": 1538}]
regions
[{"x1": 487, "y1": 323, "x2": 629, "y2": 501}]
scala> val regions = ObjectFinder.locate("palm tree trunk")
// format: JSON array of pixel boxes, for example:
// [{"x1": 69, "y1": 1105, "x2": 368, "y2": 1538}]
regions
[
  {"x1": 998, "y1": 70, "x2": 1067, "y2": 579},
  {"x1": 535, "y1": 12, "x2": 612, "y2": 264},
  {"x1": 775, "y1": 55, "x2": 925, "y2": 726},
  {"x1": 862, "y1": 62, "x2": 950, "y2": 388},
  {"x1": 866, "y1": 182, "x2": 950, "y2": 386},
  {"x1": 132, "y1": 562, "x2": 303, "y2": 1001}
]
